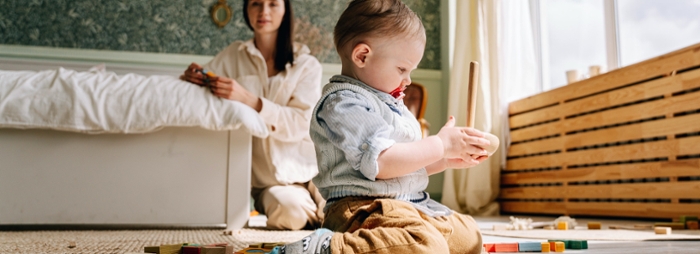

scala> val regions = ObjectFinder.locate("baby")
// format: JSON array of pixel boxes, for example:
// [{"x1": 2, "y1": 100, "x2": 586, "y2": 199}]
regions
[{"x1": 275, "y1": 1, "x2": 492, "y2": 253}]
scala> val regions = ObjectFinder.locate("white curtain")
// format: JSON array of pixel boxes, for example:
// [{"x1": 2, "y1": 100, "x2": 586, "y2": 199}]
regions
[{"x1": 441, "y1": 0, "x2": 539, "y2": 215}]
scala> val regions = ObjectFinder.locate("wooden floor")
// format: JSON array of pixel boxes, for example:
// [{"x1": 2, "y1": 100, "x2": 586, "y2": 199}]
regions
[{"x1": 477, "y1": 215, "x2": 700, "y2": 253}]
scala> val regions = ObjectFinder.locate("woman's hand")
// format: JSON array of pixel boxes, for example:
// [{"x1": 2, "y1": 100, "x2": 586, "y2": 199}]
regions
[
  {"x1": 210, "y1": 76, "x2": 263, "y2": 112},
  {"x1": 180, "y1": 62, "x2": 206, "y2": 86}
]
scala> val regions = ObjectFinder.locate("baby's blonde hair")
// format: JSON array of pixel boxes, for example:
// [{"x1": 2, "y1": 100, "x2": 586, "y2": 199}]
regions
[{"x1": 334, "y1": 0, "x2": 426, "y2": 58}]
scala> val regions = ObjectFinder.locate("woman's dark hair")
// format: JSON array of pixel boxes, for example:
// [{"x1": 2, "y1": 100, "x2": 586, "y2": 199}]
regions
[{"x1": 243, "y1": 0, "x2": 295, "y2": 71}]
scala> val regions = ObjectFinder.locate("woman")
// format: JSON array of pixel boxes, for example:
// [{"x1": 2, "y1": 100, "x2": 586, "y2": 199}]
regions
[{"x1": 180, "y1": 0, "x2": 324, "y2": 230}]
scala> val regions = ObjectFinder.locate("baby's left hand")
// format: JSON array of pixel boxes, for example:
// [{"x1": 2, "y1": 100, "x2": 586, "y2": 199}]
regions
[{"x1": 443, "y1": 155, "x2": 487, "y2": 169}]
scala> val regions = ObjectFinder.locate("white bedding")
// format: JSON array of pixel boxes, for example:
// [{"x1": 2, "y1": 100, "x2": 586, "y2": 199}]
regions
[{"x1": 0, "y1": 66, "x2": 268, "y2": 137}]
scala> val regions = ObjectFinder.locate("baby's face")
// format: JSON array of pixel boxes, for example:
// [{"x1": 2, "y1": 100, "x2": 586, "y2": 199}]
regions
[{"x1": 358, "y1": 37, "x2": 424, "y2": 97}]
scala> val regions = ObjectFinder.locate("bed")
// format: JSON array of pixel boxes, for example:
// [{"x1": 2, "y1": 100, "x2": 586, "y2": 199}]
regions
[{"x1": 0, "y1": 60, "x2": 267, "y2": 230}]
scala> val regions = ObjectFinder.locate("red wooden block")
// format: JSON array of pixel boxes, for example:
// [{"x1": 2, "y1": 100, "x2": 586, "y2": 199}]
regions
[
  {"x1": 495, "y1": 243, "x2": 519, "y2": 252},
  {"x1": 687, "y1": 221, "x2": 699, "y2": 230},
  {"x1": 483, "y1": 243, "x2": 496, "y2": 252}
]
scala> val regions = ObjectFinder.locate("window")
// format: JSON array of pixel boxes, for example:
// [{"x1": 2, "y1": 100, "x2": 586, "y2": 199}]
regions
[
  {"x1": 534, "y1": 0, "x2": 700, "y2": 92},
  {"x1": 541, "y1": 0, "x2": 606, "y2": 90},
  {"x1": 617, "y1": 0, "x2": 700, "y2": 66}
]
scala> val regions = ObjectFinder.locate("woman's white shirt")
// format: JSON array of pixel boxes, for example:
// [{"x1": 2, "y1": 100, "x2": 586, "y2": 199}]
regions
[{"x1": 203, "y1": 40, "x2": 323, "y2": 187}]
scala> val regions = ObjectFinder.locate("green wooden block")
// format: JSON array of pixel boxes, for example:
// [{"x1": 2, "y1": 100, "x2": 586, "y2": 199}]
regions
[
  {"x1": 570, "y1": 240, "x2": 588, "y2": 249},
  {"x1": 144, "y1": 246, "x2": 160, "y2": 254},
  {"x1": 680, "y1": 216, "x2": 698, "y2": 224}
]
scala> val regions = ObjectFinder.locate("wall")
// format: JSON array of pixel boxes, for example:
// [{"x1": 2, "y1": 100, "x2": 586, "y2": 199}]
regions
[{"x1": 0, "y1": 0, "x2": 441, "y2": 69}]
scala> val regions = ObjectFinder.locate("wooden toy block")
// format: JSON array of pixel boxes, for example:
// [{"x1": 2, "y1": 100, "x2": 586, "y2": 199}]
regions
[
  {"x1": 483, "y1": 243, "x2": 496, "y2": 252},
  {"x1": 557, "y1": 221, "x2": 568, "y2": 230},
  {"x1": 687, "y1": 221, "x2": 699, "y2": 230},
  {"x1": 654, "y1": 222, "x2": 685, "y2": 230},
  {"x1": 655, "y1": 226, "x2": 672, "y2": 235},
  {"x1": 235, "y1": 243, "x2": 284, "y2": 254},
  {"x1": 634, "y1": 224, "x2": 653, "y2": 230},
  {"x1": 541, "y1": 242, "x2": 550, "y2": 252},
  {"x1": 549, "y1": 242, "x2": 565, "y2": 252},
  {"x1": 587, "y1": 222, "x2": 601, "y2": 229},
  {"x1": 680, "y1": 216, "x2": 698, "y2": 224},
  {"x1": 160, "y1": 244, "x2": 185, "y2": 254},
  {"x1": 492, "y1": 224, "x2": 509, "y2": 231},
  {"x1": 144, "y1": 246, "x2": 160, "y2": 253},
  {"x1": 569, "y1": 240, "x2": 588, "y2": 249},
  {"x1": 494, "y1": 243, "x2": 519, "y2": 252},
  {"x1": 548, "y1": 240, "x2": 570, "y2": 248},
  {"x1": 518, "y1": 242, "x2": 541, "y2": 252},
  {"x1": 184, "y1": 246, "x2": 230, "y2": 254}
]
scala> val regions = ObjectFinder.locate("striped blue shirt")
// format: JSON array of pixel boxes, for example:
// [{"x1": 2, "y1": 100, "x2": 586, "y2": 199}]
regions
[{"x1": 310, "y1": 75, "x2": 452, "y2": 217}]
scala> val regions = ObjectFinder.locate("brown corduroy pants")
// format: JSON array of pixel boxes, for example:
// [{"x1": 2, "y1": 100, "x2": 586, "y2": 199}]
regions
[{"x1": 322, "y1": 197, "x2": 483, "y2": 254}]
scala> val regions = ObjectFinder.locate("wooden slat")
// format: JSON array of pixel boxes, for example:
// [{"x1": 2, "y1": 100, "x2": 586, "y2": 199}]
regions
[
  {"x1": 563, "y1": 91, "x2": 700, "y2": 134},
  {"x1": 500, "y1": 201, "x2": 566, "y2": 215},
  {"x1": 501, "y1": 202, "x2": 700, "y2": 219},
  {"x1": 565, "y1": 203, "x2": 700, "y2": 220},
  {"x1": 506, "y1": 136, "x2": 700, "y2": 170},
  {"x1": 568, "y1": 182, "x2": 700, "y2": 199},
  {"x1": 500, "y1": 186, "x2": 565, "y2": 199},
  {"x1": 501, "y1": 159, "x2": 700, "y2": 185},
  {"x1": 508, "y1": 111, "x2": 700, "y2": 157},
  {"x1": 500, "y1": 182, "x2": 700, "y2": 199},
  {"x1": 508, "y1": 136, "x2": 563, "y2": 157},
  {"x1": 508, "y1": 42, "x2": 700, "y2": 115},
  {"x1": 509, "y1": 68, "x2": 700, "y2": 141},
  {"x1": 564, "y1": 113, "x2": 700, "y2": 150},
  {"x1": 509, "y1": 104, "x2": 561, "y2": 129},
  {"x1": 509, "y1": 67, "x2": 700, "y2": 129},
  {"x1": 510, "y1": 121, "x2": 562, "y2": 143}
]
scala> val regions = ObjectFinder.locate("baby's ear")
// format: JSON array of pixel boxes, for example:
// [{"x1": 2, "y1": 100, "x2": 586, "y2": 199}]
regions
[{"x1": 351, "y1": 43, "x2": 372, "y2": 68}]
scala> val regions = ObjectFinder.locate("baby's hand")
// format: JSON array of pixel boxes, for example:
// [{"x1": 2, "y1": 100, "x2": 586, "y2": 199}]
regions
[
  {"x1": 436, "y1": 116, "x2": 490, "y2": 160},
  {"x1": 445, "y1": 157, "x2": 483, "y2": 169}
]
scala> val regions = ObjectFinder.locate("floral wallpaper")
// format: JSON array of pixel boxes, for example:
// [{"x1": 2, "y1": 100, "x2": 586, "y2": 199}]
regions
[{"x1": 0, "y1": 0, "x2": 441, "y2": 69}]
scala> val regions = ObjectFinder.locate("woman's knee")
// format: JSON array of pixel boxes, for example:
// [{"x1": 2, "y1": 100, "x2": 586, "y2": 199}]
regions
[{"x1": 266, "y1": 203, "x2": 310, "y2": 230}]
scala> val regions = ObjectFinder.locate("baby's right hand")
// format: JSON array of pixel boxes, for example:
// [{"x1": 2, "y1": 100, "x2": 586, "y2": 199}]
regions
[{"x1": 436, "y1": 116, "x2": 490, "y2": 160}]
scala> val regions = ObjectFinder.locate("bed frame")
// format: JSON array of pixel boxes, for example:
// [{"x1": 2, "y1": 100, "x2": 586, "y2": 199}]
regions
[
  {"x1": 502, "y1": 42, "x2": 700, "y2": 219},
  {"x1": 0, "y1": 127, "x2": 251, "y2": 230},
  {"x1": 0, "y1": 56, "x2": 251, "y2": 230}
]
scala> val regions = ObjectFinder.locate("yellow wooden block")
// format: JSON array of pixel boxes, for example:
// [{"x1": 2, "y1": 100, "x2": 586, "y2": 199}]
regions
[
  {"x1": 654, "y1": 226, "x2": 672, "y2": 235},
  {"x1": 587, "y1": 222, "x2": 601, "y2": 229},
  {"x1": 160, "y1": 244, "x2": 183, "y2": 254},
  {"x1": 555, "y1": 242, "x2": 565, "y2": 252},
  {"x1": 541, "y1": 242, "x2": 550, "y2": 252},
  {"x1": 557, "y1": 221, "x2": 568, "y2": 230}
]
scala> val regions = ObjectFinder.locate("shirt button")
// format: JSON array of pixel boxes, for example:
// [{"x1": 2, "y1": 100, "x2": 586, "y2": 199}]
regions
[
  {"x1": 271, "y1": 125, "x2": 276, "y2": 132},
  {"x1": 361, "y1": 143, "x2": 368, "y2": 150}
]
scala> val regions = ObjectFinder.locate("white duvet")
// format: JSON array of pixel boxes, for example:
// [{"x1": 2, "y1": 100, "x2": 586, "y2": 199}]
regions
[{"x1": 0, "y1": 66, "x2": 269, "y2": 137}]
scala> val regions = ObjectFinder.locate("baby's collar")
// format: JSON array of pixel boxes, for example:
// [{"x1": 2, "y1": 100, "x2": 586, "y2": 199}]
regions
[{"x1": 329, "y1": 75, "x2": 400, "y2": 103}]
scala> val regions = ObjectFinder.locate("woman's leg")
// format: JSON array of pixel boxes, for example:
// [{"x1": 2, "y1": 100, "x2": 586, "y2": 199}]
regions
[{"x1": 253, "y1": 183, "x2": 322, "y2": 230}]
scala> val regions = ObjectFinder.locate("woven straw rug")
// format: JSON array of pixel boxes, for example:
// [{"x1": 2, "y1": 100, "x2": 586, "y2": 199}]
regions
[{"x1": 0, "y1": 228, "x2": 312, "y2": 254}]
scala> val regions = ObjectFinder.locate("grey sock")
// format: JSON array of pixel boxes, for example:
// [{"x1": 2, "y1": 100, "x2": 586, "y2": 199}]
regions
[{"x1": 273, "y1": 228, "x2": 333, "y2": 254}]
